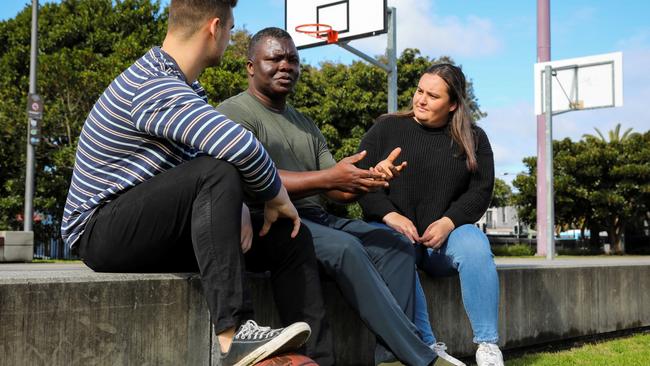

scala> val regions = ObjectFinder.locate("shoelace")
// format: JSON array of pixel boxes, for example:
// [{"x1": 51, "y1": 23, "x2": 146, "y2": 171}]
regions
[
  {"x1": 477, "y1": 343, "x2": 501, "y2": 365},
  {"x1": 236, "y1": 320, "x2": 283, "y2": 340},
  {"x1": 432, "y1": 342, "x2": 448, "y2": 353}
]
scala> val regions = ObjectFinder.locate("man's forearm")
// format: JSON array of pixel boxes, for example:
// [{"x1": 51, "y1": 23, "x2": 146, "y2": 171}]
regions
[{"x1": 278, "y1": 169, "x2": 332, "y2": 199}]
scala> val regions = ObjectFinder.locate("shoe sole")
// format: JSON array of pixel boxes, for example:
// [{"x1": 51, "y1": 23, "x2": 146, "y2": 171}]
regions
[
  {"x1": 434, "y1": 355, "x2": 466, "y2": 366},
  {"x1": 233, "y1": 322, "x2": 311, "y2": 366}
]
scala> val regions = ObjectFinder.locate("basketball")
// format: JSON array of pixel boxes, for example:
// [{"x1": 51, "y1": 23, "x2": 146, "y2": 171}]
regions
[{"x1": 255, "y1": 353, "x2": 318, "y2": 366}]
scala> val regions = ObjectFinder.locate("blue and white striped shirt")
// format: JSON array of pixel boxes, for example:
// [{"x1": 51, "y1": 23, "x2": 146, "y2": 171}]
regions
[{"x1": 61, "y1": 47, "x2": 281, "y2": 247}]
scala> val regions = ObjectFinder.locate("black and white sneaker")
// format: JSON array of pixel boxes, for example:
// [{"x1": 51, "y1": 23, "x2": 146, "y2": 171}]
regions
[{"x1": 218, "y1": 320, "x2": 311, "y2": 366}]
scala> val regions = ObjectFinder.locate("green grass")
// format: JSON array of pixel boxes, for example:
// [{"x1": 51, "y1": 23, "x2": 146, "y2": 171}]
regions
[
  {"x1": 32, "y1": 259, "x2": 82, "y2": 263},
  {"x1": 506, "y1": 333, "x2": 650, "y2": 366}
]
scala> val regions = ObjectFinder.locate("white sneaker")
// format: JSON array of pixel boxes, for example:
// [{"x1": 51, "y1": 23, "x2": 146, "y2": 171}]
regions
[
  {"x1": 430, "y1": 342, "x2": 466, "y2": 366},
  {"x1": 475, "y1": 343, "x2": 504, "y2": 366}
]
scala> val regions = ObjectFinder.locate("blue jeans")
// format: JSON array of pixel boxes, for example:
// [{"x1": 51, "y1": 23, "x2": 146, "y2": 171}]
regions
[{"x1": 372, "y1": 223, "x2": 500, "y2": 345}]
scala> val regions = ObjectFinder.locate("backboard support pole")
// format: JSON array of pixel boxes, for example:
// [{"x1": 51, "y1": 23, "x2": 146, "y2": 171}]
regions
[
  {"x1": 544, "y1": 65, "x2": 555, "y2": 260},
  {"x1": 337, "y1": 6, "x2": 397, "y2": 113},
  {"x1": 386, "y1": 7, "x2": 397, "y2": 113}
]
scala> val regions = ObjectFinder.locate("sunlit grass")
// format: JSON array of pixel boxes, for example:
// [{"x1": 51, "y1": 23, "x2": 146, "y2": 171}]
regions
[{"x1": 506, "y1": 333, "x2": 650, "y2": 366}]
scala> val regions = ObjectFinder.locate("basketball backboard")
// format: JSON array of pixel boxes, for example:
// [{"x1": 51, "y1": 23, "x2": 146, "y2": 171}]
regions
[
  {"x1": 534, "y1": 52, "x2": 623, "y2": 115},
  {"x1": 285, "y1": 0, "x2": 387, "y2": 49}
]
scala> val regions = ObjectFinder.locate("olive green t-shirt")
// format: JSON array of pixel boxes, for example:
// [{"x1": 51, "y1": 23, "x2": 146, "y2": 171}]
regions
[{"x1": 217, "y1": 91, "x2": 337, "y2": 212}]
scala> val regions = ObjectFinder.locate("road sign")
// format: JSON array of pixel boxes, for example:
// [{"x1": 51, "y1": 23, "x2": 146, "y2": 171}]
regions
[{"x1": 27, "y1": 93, "x2": 43, "y2": 120}]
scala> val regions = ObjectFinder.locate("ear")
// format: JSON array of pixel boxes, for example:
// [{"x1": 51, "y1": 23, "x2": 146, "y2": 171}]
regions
[
  {"x1": 208, "y1": 17, "x2": 221, "y2": 38},
  {"x1": 449, "y1": 102, "x2": 458, "y2": 113},
  {"x1": 246, "y1": 59, "x2": 254, "y2": 77}
]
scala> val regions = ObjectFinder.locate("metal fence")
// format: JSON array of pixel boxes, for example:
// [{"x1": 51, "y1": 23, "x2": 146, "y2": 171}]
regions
[{"x1": 34, "y1": 237, "x2": 77, "y2": 260}]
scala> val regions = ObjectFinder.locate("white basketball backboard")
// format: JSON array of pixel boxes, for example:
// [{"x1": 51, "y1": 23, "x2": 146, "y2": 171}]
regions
[
  {"x1": 285, "y1": 0, "x2": 387, "y2": 49},
  {"x1": 534, "y1": 52, "x2": 623, "y2": 115}
]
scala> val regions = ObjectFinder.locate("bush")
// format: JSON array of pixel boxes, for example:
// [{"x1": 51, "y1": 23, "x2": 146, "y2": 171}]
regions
[{"x1": 491, "y1": 244, "x2": 535, "y2": 256}]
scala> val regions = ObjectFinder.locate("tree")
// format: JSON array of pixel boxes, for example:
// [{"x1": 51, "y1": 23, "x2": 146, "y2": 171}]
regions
[
  {"x1": 512, "y1": 126, "x2": 650, "y2": 254},
  {"x1": 582, "y1": 122, "x2": 636, "y2": 143},
  {"x1": 491, "y1": 178, "x2": 512, "y2": 208},
  {"x1": 0, "y1": 0, "x2": 167, "y2": 242}
]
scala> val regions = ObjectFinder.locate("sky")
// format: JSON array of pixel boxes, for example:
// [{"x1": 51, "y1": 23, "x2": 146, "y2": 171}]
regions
[{"x1": 2, "y1": 0, "x2": 649, "y2": 185}]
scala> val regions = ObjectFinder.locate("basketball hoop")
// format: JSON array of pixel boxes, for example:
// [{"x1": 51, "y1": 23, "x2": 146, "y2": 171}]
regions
[{"x1": 295, "y1": 24, "x2": 339, "y2": 44}]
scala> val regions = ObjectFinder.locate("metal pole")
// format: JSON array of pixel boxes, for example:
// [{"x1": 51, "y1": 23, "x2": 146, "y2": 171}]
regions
[
  {"x1": 544, "y1": 65, "x2": 555, "y2": 260},
  {"x1": 24, "y1": 0, "x2": 38, "y2": 232},
  {"x1": 387, "y1": 7, "x2": 397, "y2": 113},
  {"x1": 535, "y1": 0, "x2": 550, "y2": 256},
  {"x1": 338, "y1": 42, "x2": 390, "y2": 71}
]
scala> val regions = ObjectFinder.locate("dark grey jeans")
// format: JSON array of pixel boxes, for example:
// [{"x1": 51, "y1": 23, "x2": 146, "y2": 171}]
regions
[{"x1": 302, "y1": 215, "x2": 436, "y2": 366}]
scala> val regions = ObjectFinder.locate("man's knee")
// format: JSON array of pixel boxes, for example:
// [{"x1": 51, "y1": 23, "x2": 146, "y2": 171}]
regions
[
  {"x1": 365, "y1": 228, "x2": 416, "y2": 261},
  {"x1": 190, "y1": 156, "x2": 241, "y2": 191},
  {"x1": 315, "y1": 235, "x2": 367, "y2": 273},
  {"x1": 191, "y1": 156, "x2": 238, "y2": 176}
]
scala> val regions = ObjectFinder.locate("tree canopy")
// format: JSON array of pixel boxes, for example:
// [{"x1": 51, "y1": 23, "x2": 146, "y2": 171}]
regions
[
  {"x1": 512, "y1": 128, "x2": 650, "y2": 253},
  {"x1": 491, "y1": 178, "x2": 513, "y2": 208}
]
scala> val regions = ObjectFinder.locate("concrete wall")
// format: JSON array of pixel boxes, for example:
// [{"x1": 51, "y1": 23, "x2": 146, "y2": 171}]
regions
[
  {"x1": 1, "y1": 262, "x2": 649, "y2": 365},
  {"x1": 0, "y1": 269, "x2": 211, "y2": 366},
  {"x1": 426, "y1": 265, "x2": 650, "y2": 355}
]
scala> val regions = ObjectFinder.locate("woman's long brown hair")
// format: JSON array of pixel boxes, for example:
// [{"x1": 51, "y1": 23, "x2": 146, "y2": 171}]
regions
[{"x1": 391, "y1": 63, "x2": 478, "y2": 171}]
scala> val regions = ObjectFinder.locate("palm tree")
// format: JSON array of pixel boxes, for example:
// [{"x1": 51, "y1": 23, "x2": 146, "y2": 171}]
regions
[{"x1": 582, "y1": 123, "x2": 635, "y2": 143}]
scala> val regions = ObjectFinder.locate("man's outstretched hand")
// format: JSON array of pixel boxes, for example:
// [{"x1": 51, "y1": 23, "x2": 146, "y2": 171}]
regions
[
  {"x1": 260, "y1": 185, "x2": 301, "y2": 238},
  {"x1": 328, "y1": 150, "x2": 388, "y2": 193}
]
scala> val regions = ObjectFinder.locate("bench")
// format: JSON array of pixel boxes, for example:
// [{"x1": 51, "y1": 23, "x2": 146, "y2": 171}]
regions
[{"x1": 2, "y1": 258, "x2": 649, "y2": 365}]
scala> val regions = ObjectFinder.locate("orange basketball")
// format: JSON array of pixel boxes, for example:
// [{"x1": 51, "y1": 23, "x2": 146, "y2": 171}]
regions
[{"x1": 255, "y1": 353, "x2": 318, "y2": 366}]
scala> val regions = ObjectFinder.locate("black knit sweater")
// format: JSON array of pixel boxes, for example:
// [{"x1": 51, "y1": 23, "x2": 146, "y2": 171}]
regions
[{"x1": 357, "y1": 115, "x2": 495, "y2": 234}]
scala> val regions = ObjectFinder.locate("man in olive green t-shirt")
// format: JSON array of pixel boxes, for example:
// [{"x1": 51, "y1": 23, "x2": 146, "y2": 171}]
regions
[{"x1": 217, "y1": 27, "x2": 438, "y2": 366}]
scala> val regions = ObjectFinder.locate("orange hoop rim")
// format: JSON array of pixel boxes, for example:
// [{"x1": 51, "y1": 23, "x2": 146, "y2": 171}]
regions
[{"x1": 295, "y1": 23, "x2": 339, "y2": 43}]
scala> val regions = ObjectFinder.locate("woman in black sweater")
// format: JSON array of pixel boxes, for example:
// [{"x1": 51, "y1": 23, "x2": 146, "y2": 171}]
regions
[{"x1": 358, "y1": 64, "x2": 503, "y2": 366}]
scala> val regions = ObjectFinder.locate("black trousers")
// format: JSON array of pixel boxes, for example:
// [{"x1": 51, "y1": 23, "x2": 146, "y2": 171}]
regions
[{"x1": 78, "y1": 157, "x2": 333, "y2": 364}]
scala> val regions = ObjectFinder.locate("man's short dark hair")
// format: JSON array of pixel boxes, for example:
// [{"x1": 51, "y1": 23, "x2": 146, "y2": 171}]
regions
[
  {"x1": 247, "y1": 27, "x2": 294, "y2": 60},
  {"x1": 168, "y1": 0, "x2": 238, "y2": 38}
]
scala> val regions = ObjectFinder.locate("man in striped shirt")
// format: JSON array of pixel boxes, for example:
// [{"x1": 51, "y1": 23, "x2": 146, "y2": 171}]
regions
[{"x1": 61, "y1": 1, "x2": 321, "y2": 365}]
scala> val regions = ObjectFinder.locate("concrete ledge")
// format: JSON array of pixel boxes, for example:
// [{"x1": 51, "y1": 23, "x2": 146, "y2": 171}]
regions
[
  {"x1": 428, "y1": 261, "x2": 650, "y2": 355},
  {"x1": 0, "y1": 265, "x2": 210, "y2": 366},
  {"x1": 2, "y1": 258, "x2": 649, "y2": 365}
]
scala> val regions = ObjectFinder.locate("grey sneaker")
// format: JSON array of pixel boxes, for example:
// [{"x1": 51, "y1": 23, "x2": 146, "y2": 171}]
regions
[
  {"x1": 217, "y1": 320, "x2": 311, "y2": 366},
  {"x1": 431, "y1": 342, "x2": 466, "y2": 366},
  {"x1": 475, "y1": 342, "x2": 504, "y2": 366}
]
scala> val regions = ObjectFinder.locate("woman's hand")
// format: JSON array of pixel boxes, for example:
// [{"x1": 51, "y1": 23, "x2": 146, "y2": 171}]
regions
[
  {"x1": 383, "y1": 211, "x2": 419, "y2": 244},
  {"x1": 420, "y1": 217, "x2": 455, "y2": 249},
  {"x1": 371, "y1": 147, "x2": 407, "y2": 181}
]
